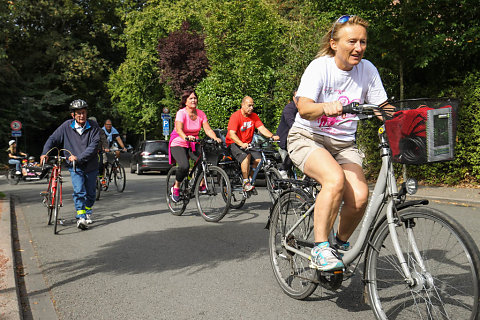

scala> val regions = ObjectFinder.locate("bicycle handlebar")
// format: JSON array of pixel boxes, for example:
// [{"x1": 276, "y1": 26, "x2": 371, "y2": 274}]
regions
[{"x1": 342, "y1": 102, "x2": 380, "y2": 115}]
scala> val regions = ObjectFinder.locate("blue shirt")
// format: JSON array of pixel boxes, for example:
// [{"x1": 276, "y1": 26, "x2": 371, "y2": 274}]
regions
[
  {"x1": 42, "y1": 119, "x2": 100, "y2": 172},
  {"x1": 102, "y1": 126, "x2": 119, "y2": 147}
]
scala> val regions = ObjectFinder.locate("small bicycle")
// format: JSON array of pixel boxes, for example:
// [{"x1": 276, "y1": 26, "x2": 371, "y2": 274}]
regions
[
  {"x1": 40, "y1": 148, "x2": 74, "y2": 235},
  {"x1": 166, "y1": 138, "x2": 232, "y2": 222},
  {"x1": 218, "y1": 139, "x2": 283, "y2": 209},
  {"x1": 268, "y1": 99, "x2": 480, "y2": 319}
]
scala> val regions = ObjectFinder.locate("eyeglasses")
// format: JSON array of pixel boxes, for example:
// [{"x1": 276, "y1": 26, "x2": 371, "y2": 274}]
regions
[{"x1": 331, "y1": 15, "x2": 353, "y2": 40}]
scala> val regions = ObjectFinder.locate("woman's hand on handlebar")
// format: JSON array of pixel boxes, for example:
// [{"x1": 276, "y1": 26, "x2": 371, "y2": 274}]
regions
[
  {"x1": 324, "y1": 101, "x2": 344, "y2": 117},
  {"x1": 68, "y1": 155, "x2": 78, "y2": 162},
  {"x1": 185, "y1": 135, "x2": 196, "y2": 142}
]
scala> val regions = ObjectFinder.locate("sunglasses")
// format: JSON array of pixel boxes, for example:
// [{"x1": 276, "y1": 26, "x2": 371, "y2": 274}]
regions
[{"x1": 331, "y1": 15, "x2": 354, "y2": 40}]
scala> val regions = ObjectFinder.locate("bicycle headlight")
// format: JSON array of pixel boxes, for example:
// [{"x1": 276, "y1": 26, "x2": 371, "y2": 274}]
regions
[{"x1": 405, "y1": 178, "x2": 418, "y2": 195}]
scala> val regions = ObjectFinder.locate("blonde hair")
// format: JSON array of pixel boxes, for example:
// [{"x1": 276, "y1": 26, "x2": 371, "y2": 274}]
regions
[{"x1": 316, "y1": 15, "x2": 369, "y2": 58}]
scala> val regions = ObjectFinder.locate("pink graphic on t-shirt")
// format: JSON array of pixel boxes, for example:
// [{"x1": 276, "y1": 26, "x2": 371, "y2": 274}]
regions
[{"x1": 315, "y1": 95, "x2": 361, "y2": 131}]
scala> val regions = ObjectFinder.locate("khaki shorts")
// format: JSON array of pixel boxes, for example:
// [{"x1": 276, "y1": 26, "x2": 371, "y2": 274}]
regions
[{"x1": 287, "y1": 126, "x2": 364, "y2": 171}]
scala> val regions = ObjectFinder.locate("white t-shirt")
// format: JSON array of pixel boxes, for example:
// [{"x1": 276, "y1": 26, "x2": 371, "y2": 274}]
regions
[{"x1": 294, "y1": 55, "x2": 388, "y2": 141}]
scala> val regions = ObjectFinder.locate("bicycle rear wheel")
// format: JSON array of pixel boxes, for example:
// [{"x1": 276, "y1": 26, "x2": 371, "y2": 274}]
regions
[
  {"x1": 195, "y1": 166, "x2": 231, "y2": 222},
  {"x1": 53, "y1": 177, "x2": 61, "y2": 234},
  {"x1": 365, "y1": 207, "x2": 480, "y2": 319},
  {"x1": 166, "y1": 166, "x2": 188, "y2": 215},
  {"x1": 114, "y1": 163, "x2": 126, "y2": 192},
  {"x1": 269, "y1": 189, "x2": 318, "y2": 299}
]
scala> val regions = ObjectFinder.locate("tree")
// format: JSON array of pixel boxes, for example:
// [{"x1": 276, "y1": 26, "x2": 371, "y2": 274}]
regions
[{"x1": 157, "y1": 21, "x2": 209, "y2": 97}]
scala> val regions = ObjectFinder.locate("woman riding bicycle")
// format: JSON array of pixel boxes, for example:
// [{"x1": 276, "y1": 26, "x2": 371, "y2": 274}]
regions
[
  {"x1": 288, "y1": 15, "x2": 390, "y2": 271},
  {"x1": 7, "y1": 140, "x2": 27, "y2": 175},
  {"x1": 168, "y1": 89, "x2": 222, "y2": 203}
]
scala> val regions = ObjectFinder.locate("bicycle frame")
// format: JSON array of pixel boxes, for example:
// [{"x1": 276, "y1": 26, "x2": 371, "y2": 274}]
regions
[
  {"x1": 282, "y1": 124, "x2": 419, "y2": 283},
  {"x1": 182, "y1": 141, "x2": 214, "y2": 198},
  {"x1": 250, "y1": 147, "x2": 276, "y2": 185}
]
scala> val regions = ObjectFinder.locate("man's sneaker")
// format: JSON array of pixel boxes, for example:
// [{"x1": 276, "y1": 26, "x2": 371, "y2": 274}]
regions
[
  {"x1": 243, "y1": 181, "x2": 254, "y2": 192},
  {"x1": 85, "y1": 214, "x2": 93, "y2": 224},
  {"x1": 199, "y1": 185, "x2": 207, "y2": 194},
  {"x1": 15, "y1": 171, "x2": 21, "y2": 175},
  {"x1": 310, "y1": 244, "x2": 344, "y2": 271},
  {"x1": 77, "y1": 218, "x2": 88, "y2": 230},
  {"x1": 171, "y1": 187, "x2": 180, "y2": 203},
  {"x1": 279, "y1": 170, "x2": 288, "y2": 179}
]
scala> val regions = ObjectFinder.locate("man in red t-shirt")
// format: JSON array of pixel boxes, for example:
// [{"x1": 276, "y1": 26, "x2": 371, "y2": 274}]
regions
[{"x1": 225, "y1": 96, "x2": 279, "y2": 191}]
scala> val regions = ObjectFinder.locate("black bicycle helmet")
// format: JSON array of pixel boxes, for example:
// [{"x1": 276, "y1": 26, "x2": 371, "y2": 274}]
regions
[{"x1": 69, "y1": 99, "x2": 88, "y2": 111}]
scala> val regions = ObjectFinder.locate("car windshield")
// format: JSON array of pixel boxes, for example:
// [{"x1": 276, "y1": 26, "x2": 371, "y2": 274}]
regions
[{"x1": 145, "y1": 141, "x2": 168, "y2": 154}]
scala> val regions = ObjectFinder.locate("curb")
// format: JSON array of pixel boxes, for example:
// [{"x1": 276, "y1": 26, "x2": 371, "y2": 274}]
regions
[
  {"x1": 0, "y1": 195, "x2": 21, "y2": 320},
  {"x1": 408, "y1": 194, "x2": 480, "y2": 206}
]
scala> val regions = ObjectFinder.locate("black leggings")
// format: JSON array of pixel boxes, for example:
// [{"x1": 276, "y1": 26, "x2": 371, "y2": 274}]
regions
[{"x1": 170, "y1": 146, "x2": 200, "y2": 182}]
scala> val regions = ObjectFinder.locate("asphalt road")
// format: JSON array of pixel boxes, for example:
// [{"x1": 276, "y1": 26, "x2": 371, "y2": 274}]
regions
[{"x1": 3, "y1": 171, "x2": 480, "y2": 320}]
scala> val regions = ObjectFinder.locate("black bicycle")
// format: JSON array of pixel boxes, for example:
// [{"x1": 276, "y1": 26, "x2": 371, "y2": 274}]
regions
[
  {"x1": 100, "y1": 151, "x2": 126, "y2": 194},
  {"x1": 166, "y1": 138, "x2": 232, "y2": 222},
  {"x1": 218, "y1": 139, "x2": 283, "y2": 209}
]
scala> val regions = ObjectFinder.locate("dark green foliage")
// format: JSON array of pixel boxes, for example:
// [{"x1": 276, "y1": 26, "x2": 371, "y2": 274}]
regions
[
  {"x1": 2, "y1": 0, "x2": 480, "y2": 185},
  {"x1": 157, "y1": 21, "x2": 209, "y2": 97}
]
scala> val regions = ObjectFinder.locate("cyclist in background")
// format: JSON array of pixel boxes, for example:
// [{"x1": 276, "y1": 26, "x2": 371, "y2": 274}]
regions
[
  {"x1": 7, "y1": 140, "x2": 27, "y2": 175},
  {"x1": 102, "y1": 119, "x2": 127, "y2": 158},
  {"x1": 288, "y1": 15, "x2": 389, "y2": 271},
  {"x1": 276, "y1": 90, "x2": 298, "y2": 179},
  {"x1": 40, "y1": 99, "x2": 100, "y2": 230},
  {"x1": 168, "y1": 89, "x2": 222, "y2": 203},
  {"x1": 225, "y1": 96, "x2": 279, "y2": 192}
]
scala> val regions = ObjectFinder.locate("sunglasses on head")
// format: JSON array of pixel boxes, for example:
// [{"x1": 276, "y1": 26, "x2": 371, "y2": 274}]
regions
[{"x1": 331, "y1": 15, "x2": 354, "y2": 40}]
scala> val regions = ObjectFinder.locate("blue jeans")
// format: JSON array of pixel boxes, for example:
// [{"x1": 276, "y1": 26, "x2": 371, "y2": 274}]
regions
[
  {"x1": 68, "y1": 167, "x2": 98, "y2": 218},
  {"x1": 9, "y1": 159, "x2": 21, "y2": 171}
]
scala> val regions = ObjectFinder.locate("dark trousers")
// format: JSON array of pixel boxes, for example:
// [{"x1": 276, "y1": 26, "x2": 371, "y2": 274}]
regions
[{"x1": 170, "y1": 146, "x2": 200, "y2": 182}]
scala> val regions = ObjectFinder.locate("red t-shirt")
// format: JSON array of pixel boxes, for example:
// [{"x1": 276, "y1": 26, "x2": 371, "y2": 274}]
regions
[{"x1": 225, "y1": 110, "x2": 263, "y2": 146}]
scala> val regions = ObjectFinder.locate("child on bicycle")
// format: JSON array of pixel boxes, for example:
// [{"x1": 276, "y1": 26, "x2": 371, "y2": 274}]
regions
[{"x1": 288, "y1": 15, "x2": 389, "y2": 271}]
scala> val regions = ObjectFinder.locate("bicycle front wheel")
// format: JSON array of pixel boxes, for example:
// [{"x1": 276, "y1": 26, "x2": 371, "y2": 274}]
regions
[
  {"x1": 269, "y1": 189, "x2": 318, "y2": 299},
  {"x1": 195, "y1": 166, "x2": 231, "y2": 222},
  {"x1": 6, "y1": 170, "x2": 20, "y2": 185},
  {"x1": 46, "y1": 178, "x2": 54, "y2": 225},
  {"x1": 53, "y1": 177, "x2": 61, "y2": 235},
  {"x1": 265, "y1": 167, "x2": 283, "y2": 203},
  {"x1": 114, "y1": 163, "x2": 126, "y2": 192},
  {"x1": 365, "y1": 207, "x2": 480, "y2": 320},
  {"x1": 96, "y1": 176, "x2": 102, "y2": 200},
  {"x1": 166, "y1": 166, "x2": 188, "y2": 216}
]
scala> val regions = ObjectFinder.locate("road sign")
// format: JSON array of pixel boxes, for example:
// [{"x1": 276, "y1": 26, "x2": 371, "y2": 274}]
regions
[
  {"x1": 162, "y1": 107, "x2": 170, "y2": 114},
  {"x1": 12, "y1": 130, "x2": 22, "y2": 137},
  {"x1": 10, "y1": 120, "x2": 22, "y2": 131},
  {"x1": 163, "y1": 118, "x2": 170, "y2": 137},
  {"x1": 161, "y1": 113, "x2": 171, "y2": 120}
]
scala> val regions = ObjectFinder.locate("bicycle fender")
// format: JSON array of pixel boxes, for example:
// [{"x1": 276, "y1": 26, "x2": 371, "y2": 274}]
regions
[{"x1": 395, "y1": 199, "x2": 429, "y2": 211}]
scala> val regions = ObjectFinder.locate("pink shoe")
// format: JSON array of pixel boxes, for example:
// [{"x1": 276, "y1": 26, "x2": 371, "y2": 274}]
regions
[{"x1": 171, "y1": 186, "x2": 180, "y2": 203}]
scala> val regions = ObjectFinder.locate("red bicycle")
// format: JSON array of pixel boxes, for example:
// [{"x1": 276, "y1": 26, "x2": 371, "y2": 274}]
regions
[{"x1": 41, "y1": 148, "x2": 74, "y2": 234}]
